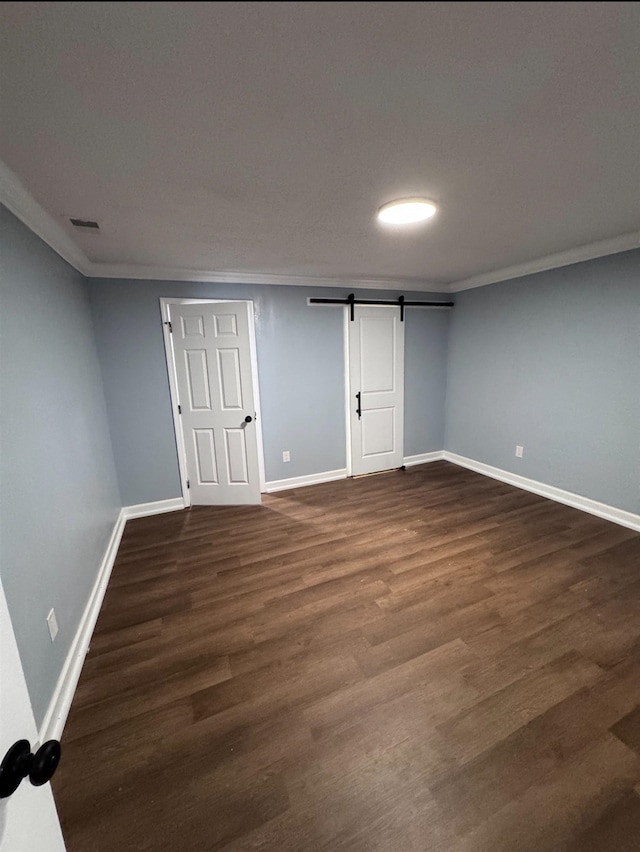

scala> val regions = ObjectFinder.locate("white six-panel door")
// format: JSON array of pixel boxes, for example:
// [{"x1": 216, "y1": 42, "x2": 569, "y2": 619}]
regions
[
  {"x1": 170, "y1": 302, "x2": 261, "y2": 505},
  {"x1": 349, "y1": 305, "x2": 404, "y2": 476}
]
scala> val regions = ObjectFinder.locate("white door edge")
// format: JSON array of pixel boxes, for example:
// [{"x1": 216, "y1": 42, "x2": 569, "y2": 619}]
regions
[
  {"x1": 161, "y1": 300, "x2": 191, "y2": 507},
  {"x1": 245, "y1": 302, "x2": 267, "y2": 493},
  {"x1": 160, "y1": 297, "x2": 266, "y2": 500},
  {"x1": 0, "y1": 580, "x2": 66, "y2": 851},
  {"x1": 343, "y1": 306, "x2": 353, "y2": 478}
]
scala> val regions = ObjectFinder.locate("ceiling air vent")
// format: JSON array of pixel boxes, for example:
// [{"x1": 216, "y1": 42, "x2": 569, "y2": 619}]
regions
[{"x1": 69, "y1": 218, "x2": 100, "y2": 230}]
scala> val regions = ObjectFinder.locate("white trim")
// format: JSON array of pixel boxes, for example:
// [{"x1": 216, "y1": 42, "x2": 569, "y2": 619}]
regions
[
  {"x1": 403, "y1": 451, "x2": 445, "y2": 467},
  {"x1": 89, "y1": 232, "x2": 638, "y2": 293},
  {"x1": 3, "y1": 153, "x2": 637, "y2": 297},
  {"x1": 123, "y1": 497, "x2": 186, "y2": 520},
  {"x1": 38, "y1": 497, "x2": 186, "y2": 742},
  {"x1": 450, "y1": 232, "x2": 640, "y2": 292},
  {"x1": 38, "y1": 509, "x2": 126, "y2": 743},
  {"x1": 160, "y1": 299, "x2": 192, "y2": 507},
  {"x1": 34, "y1": 449, "x2": 638, "y2": 744},
  {"x1": 444, "y1": 452, "x2": 640, "y2": 532},
  {"x1": 95, "y1": 234, "x2": 640, "y2": 293},
  {"x1": 264, "y1": 468, "x2": 347, "y2": 493},
  {"x1": 89, "y1": 263, "x2": 444, "y2": 292},
  {"x1": 0, "y1": 156, "x2": 440, "y2": 292},
  {"x1": 265, "y1": 454, "x2": 446, "y2": 490},
  {"x1": 3, "y1": 154, "x2": 637, "y2": 297},
  {"x1": 0, "y1": 159, "x2": 92, "y2": 276}
]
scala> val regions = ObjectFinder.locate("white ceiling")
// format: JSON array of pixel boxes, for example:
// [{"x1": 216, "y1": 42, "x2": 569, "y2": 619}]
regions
[{"x1": 1, "y1": 1, "x2": 639, "y2": 291}]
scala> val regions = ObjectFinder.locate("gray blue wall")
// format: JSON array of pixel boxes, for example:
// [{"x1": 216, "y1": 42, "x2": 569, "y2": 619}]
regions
[
  {"x1": 445, "y1": 249, "x2": 640, "y2": 514},
  {"x1": 88, "y1": 280, "x2": 451, "y2": 504},
  {"x1": 3, "y1": 195, "x2": 637, "y2": 732},
  {"x1": 2, "y1": 199, "x2": 638, "y2": 731},
  {"x1": 0, "y1": 206, "x2": 121, "y2": 726},
  {"x1": 405, "y1": 307, "x2": 449, "y2": 456}
]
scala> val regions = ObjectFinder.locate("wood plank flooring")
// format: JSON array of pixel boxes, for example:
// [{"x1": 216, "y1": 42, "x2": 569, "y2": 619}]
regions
[{"x1": 53, "y1": 462, "x2": 640, "y2": 851}]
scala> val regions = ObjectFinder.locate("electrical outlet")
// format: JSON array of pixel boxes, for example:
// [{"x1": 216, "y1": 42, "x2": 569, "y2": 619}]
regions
[
  {"x1": 282, "y1": 450, "x2": 291, "y2": 462},
  {"x1": 515, "y1": 445, "x2": 524, "y2": 458},
  {"x1": 46, "y1": 608, "x2": 59, "y2": 642}
]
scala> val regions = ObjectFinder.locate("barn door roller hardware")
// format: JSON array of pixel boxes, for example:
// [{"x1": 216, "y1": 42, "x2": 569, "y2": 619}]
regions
[{"x1": 308, "y1": 293, "x2": 454, "y2": 321}]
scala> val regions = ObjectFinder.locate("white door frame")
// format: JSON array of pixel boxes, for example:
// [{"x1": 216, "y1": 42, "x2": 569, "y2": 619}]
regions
[{"x1": 160, "y1": 298, "x2": 266, "y2": 506}]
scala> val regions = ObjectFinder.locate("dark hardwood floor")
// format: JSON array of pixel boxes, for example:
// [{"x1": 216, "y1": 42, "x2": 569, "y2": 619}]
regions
[{"x1": 53, "y1": 462, "x2": 640, "y2": 851}]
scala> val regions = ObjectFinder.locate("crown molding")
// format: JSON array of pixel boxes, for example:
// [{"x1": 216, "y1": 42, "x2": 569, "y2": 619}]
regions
[
  {"x1": 98, "y1": 231, "x2": 639, "y2": 293},
  {"x1": 87, "y1": 262, "x2": 444, "y2": 292},
  {"x1": 2, "y1": 157, "x2": 637, "y2": 294},
  {"x1": 0, "y1": 160, "x2": 92, "y2": 275},
  {"x1": 0, "y1": 159, "x2": 443, "y2": 291},
  {"x1": 449, "y1": 231, "x2": 640, "y2": 292}
]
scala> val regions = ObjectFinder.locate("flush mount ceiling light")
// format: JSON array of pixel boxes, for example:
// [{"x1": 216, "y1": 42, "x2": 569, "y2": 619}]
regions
[{"x1": 377, "y1": 198, "x2": 438, "y2": 225}]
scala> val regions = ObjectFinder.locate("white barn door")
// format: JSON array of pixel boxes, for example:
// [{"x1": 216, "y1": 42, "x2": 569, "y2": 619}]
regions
[
  {"x1": 349, "y1": 305, "x2": 404, "y2": 476},
  {"x1": 170, "y1": 302, "x2": 261, "y2": 505}
]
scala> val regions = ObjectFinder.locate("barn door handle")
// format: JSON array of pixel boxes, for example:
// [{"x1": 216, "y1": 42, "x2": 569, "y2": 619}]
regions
[
  {"x1": 355, "y1": 392, "x2": 362, "y2": 419},
  {"x1": 0, "y1": 740, "x2": 61, "y2": 798}
]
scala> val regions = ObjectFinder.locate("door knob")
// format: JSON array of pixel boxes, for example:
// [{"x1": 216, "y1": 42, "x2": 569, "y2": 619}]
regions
[
  {"x1": 0, "y1": 739, "x2": 61, "y2": 798},
  {"x1": 29, "y1": 741, "x2": 62, "y2": 786},
  {"x1": 244, "y1": 415, "x2": 253, "y2": 423}
]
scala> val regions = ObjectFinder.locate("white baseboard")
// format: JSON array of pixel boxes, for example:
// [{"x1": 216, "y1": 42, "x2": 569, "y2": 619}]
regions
[
  {"x1": 264, "y1": 457, "x2": 446, "y2": 492},
  {"x1": 264, "y1": 468, "x2": 347, "y2": 493},
  {"x1": 403, "y1": 451, "x2": 445, "y2": 467},
  {"x1": 38, "y1": 497, "x2": 185, "y2": 742},
  {"x1": 123, "y1": 497, "x2": 186, "y2": 520},
  {"x1": 37, "y1": 453, "x2": 636, "y2": 744},
  {"x1": 444, "y1": 452, "x2": 640, "y2": 533},
  {"x1": 38, "y1": 508, "x2": 126, "y2": 743}
]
